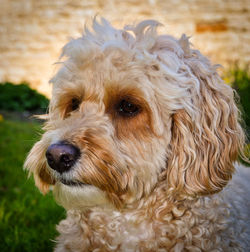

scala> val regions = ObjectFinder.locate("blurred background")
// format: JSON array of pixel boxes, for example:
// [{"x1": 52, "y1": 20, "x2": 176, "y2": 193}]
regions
[
  {"x1": 0, "y1": 0, "x2": 249, "y2": 251},
  {"x1": 0, "y1": 0, "x2": 249, "y2": 96}
]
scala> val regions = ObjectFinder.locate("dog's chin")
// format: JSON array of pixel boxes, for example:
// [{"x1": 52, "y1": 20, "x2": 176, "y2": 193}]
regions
[{"x1": 53, "y1": 181, "x2": 114, "y2": 211}]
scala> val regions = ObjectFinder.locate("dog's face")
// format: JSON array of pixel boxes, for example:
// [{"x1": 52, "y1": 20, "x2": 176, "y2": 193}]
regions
[{"x1": 25, "y1": 19, "x2": 245, "y2": 210}]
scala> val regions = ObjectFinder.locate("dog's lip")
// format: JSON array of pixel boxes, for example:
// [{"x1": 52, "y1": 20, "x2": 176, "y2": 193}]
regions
[{"x1": 60, "y1": 179, "x2": 87, "y2": 187}]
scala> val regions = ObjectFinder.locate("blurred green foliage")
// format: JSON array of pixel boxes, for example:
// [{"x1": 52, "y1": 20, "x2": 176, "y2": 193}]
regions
[
  {"x1": 0, "y1": 82, "x2": 49, "y2": 113},
  {"x1": 226, "y1": 66, "x2": 250, "y2": 135}
]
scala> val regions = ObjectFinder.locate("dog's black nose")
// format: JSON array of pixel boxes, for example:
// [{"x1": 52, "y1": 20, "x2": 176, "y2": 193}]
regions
[{"x1": 46, "y1": 142, "x2": 80, "y2": 173}]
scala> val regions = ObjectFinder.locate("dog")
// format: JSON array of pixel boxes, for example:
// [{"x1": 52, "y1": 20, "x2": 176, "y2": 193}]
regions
[{"x1": 24, "y1": 18, "x2": 250, "y2": 251}]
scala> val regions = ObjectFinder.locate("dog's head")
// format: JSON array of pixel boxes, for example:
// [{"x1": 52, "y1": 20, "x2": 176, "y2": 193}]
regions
[{"x1": 24, "y1": 18, "x2": 245, "y2": 210}]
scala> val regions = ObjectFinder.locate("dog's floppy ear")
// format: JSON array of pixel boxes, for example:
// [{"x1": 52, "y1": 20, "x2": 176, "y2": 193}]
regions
[
  {"x1": 166, "y1": 38, "x2": 245, "y2": 197},
  {"x1": 24, "y1": 140, "x2": 55, "y2": 194}
]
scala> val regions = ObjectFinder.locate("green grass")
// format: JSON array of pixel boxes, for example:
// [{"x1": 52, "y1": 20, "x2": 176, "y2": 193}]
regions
[{"x1": 0, "y1": 119, "x2": 64, "y2": 252}]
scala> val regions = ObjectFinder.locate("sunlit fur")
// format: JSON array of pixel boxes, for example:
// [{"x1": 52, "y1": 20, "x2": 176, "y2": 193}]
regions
[{"x1": 24, "y1": 18, "x2": 250, "y2": 251}]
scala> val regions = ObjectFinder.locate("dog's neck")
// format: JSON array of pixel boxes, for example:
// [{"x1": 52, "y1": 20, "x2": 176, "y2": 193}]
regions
[{"x1": 55, "y1": 191, "x2": 231, "y2": 251}]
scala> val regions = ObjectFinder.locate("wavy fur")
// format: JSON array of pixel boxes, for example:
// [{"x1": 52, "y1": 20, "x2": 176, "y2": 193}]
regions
[{"x1": 24, "y1": 18, "x2": 250, "y2": 251}]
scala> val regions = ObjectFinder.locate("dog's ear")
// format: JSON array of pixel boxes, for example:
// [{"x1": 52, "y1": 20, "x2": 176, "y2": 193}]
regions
[
  {"x1": 165, "y1": 41, "x2": 245, "y2": 197},
  {"x1": 24, "y1": 140, "x2": 55, "y2": 194}
]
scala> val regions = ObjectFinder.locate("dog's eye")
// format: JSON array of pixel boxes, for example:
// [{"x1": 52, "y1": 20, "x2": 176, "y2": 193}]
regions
[
  {"x1": 117, "y1": 99, "x2": 140, "y2": 117},
  {"x1": 71, "y1": 98, "x2": 80, "y2": 111}
]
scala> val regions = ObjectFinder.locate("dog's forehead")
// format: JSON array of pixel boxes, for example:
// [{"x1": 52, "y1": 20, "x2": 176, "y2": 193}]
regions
[{"x1": 53, "y1": 53, "x2": 154, "y2": 104}]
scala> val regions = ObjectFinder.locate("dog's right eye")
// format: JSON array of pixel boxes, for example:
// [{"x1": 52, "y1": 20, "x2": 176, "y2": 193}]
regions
[
  {"x1": 71, "y1": 98, "x2": 80, "y2": 111},
  {"x1": 62, "y1": 98, "x2": 81, "y2": 118},
  {"x1": 63, "y1": 98, "x2": 80, "y2": 118}
]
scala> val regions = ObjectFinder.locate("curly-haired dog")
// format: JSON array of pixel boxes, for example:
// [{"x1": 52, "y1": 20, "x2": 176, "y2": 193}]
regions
[{"x1": 25, "y1": 18, "x2": 250, "y2": 251}]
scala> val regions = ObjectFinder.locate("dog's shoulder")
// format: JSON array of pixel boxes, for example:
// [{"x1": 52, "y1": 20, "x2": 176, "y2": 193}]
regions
[{"x1": 220, "y1": 163, "x2": 250, "y2": 248}]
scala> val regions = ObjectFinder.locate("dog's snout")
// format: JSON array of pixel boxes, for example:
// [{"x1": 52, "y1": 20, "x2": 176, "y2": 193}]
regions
[{"x1": 46, "y1": 142, "x2": 80, "y2": 173}]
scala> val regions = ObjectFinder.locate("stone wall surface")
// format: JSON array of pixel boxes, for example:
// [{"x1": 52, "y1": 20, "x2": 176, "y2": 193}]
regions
[{"x1": 0, "y1": 0, "x2": 249, "y2": 96}]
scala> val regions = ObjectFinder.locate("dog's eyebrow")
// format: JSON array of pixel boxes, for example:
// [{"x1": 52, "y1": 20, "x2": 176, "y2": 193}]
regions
[{"x1": 104, "y1": 83, "x2": 146, "y2": 103}]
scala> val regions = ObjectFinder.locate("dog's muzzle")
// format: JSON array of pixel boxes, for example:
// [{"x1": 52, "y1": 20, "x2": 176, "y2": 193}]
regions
[{"x1": 46, "y1": 142, "x2": 80, "y2": 173}]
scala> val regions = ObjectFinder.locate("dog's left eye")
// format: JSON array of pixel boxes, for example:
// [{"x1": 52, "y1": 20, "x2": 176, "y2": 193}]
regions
[
  {"x1": 117, "y1": 99, "x2": 140, "y2": 117},
  {"x1": 71, "y1": 98, "x2": 80, "y2": 111}
]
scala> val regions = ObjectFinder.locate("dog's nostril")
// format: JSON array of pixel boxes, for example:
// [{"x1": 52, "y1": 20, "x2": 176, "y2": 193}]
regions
[
  {"x1": 46, "y1": 142, "x2": 80, "y2": 173},
  {"x1": 61, "y1": 154, "x2": 71, "y2": 163},
  {"x1": 60, "y1": 154, "x2": 75, "y2": 168}
]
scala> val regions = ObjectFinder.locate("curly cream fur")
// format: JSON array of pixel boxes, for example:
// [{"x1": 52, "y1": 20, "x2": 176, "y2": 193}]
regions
[{"x1": 24, "y1": 17, "x2": 250, "y2": 251}]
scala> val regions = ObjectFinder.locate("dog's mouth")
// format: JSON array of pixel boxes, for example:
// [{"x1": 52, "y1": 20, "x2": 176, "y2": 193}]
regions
[{"x1": 60, "y1": 179, "x2": 87, "y2": 187}]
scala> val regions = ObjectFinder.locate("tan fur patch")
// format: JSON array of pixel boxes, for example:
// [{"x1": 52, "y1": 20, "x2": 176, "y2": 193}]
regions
[
  {"x1": 52, "y1": 88, "x2": 84, "y2": 119},
  {"x1": 105, "y1": 85, "x2": 153, "y2": 140},
  {"x1": 39, "y1": 166, "x2": 56, "y2": 186},
  {"x1": 78, "y1": 129, "x2": 128, "y2": 207}
]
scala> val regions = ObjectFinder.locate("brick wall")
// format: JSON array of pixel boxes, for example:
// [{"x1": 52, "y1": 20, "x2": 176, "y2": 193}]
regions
[{"x1": 0, "y1": 0, "x2": 249, "y2": 96}]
